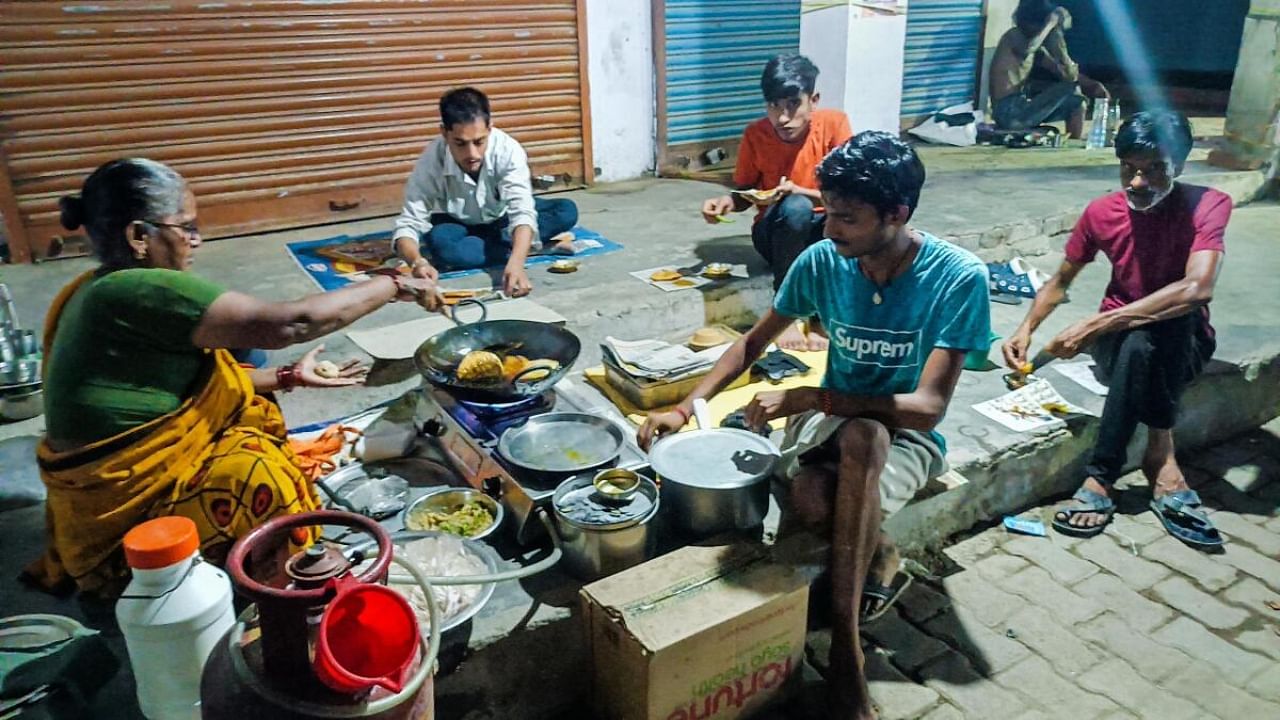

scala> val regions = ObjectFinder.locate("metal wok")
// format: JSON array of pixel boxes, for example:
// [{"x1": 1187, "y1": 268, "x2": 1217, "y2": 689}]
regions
[{"x1": 413, "y1": 300, "x2": 581, "y2": 403}]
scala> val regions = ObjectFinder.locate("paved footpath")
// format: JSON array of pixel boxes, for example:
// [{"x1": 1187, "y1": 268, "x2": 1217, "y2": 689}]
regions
[{"x1": 788, "y1": 417, "x2": 1280, "y2": 720}]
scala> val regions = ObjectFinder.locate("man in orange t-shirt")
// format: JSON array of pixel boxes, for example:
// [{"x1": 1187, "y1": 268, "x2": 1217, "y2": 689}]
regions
[{"x1": 702, "y1": 54, "x2": 853, "y2": 350}]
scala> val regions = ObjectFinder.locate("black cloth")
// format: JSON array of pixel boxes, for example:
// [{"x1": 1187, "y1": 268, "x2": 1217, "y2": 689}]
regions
[{"x1": 1085, "y1": 313, "x2": 1215, "y2": 484}]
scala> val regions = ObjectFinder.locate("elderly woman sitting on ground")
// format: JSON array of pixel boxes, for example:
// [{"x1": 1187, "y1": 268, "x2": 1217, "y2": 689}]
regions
[{"x1": 24, "y1": 158, "x2": 443, "y2": 598}]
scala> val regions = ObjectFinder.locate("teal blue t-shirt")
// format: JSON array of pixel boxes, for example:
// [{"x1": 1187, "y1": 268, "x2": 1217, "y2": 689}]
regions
[{"x1": 774, "y1": 232, "x2": 991, "y2": 450}]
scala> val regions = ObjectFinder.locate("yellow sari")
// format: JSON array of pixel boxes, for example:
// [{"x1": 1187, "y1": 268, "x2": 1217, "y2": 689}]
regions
[{"x1": 26, "y1": 272, "x2": 320, "y2": 597}]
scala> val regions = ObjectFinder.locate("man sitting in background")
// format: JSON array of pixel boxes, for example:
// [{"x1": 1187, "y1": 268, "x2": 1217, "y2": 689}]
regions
[
  {"x1": 700, "y1": 54, "x2": 853, "y2": 351},
  {"x1": 1003, "y1": 111, "x2": 1230, "y2": 548},
  {"x1": 392, "y1": 87, "x2": 578, "y2": 297},
  {"x1": 989, "y1": 0, "x2": 1108, "y2": 138}
]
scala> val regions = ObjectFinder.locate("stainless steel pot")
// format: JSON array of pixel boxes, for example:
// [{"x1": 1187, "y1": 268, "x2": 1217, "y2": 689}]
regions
[
  {"x1": 647, "y1": 398, "x2": 779, "y2": 538},
  {"x1": 551, "y1": 470, "x2": 660, "y2": 580},
  {"x1": 0, "y1": 386, "x2": 42, "y2": 422}
]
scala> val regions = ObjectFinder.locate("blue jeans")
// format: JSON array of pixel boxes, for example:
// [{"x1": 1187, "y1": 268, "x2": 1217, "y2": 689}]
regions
[
  {"x1": 993, "y1": 81, "x2": 1084, "y2": 129},
  {"x1": 751, "y1": 194, "x2": 826, "y2": 291},
  {"x1": 423, "y1": 197, "x2": 579, "y2": 271}
]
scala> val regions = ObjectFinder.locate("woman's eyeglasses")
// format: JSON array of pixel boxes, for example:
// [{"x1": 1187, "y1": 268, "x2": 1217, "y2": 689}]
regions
[{"x1": 146, "y1": 220, "x2": 200, "y2": 236}]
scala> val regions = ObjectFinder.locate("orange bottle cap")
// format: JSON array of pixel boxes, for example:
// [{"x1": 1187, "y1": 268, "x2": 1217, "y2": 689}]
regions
[{"x1": 123, "y1": 516, "x2": 200, "y2": 570}]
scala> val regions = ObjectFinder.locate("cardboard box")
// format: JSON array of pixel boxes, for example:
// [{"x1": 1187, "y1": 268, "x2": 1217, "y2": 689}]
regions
[{"x1": 581, "y1": 543, "x2": 809, "y2": 720}]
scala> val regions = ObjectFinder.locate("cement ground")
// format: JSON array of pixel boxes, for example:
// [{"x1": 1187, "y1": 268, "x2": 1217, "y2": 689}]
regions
[{"x1": 0, "y1": 147, "x2": 1276, "y2": 718}]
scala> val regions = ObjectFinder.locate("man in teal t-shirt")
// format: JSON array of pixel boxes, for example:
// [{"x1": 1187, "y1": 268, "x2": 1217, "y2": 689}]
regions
[{"x1": 638, "y1": 132, "x2": 990, "y2": 720}]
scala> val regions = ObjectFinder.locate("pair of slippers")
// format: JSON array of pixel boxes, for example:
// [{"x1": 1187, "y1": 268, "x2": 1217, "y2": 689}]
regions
[
  {"x1": 1052, "y1": 486, "x2": 1223, "y2": 549},
  {"x1": 988, "y1": 258, "x2": 1050, "y2": 305}
]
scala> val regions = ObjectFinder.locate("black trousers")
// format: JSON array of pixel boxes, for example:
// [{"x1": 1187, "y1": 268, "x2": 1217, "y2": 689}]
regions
[
  {"x1": 1085, "y1": 313, "x2": 1215, "y2": 485},
  {"x1": 750, "y1": 194, "x2": 826, "y2": 291}
]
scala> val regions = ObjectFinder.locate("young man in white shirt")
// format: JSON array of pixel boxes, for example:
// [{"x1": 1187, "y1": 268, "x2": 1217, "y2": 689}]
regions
[{"x1": 392, "y1": 87, "x2": 578, "y2": 297}]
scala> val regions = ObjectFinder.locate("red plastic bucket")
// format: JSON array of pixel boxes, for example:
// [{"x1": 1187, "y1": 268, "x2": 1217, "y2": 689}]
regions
[{"x1": 313, "y1": 575, "x2": 421, "y2": 694}]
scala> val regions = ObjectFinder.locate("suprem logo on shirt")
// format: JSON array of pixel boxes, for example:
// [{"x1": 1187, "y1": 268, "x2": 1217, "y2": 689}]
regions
[{"x1": 828, "y1": 321, "x2": 921, "y2": 369}]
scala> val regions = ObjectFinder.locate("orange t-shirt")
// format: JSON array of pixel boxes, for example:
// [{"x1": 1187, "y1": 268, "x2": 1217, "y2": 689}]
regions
[{"x1": 732, "y1": 108, "x2": 853, "y2": 218}]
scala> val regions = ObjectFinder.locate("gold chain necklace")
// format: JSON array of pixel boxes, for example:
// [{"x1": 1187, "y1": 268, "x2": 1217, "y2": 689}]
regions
[{"x1": 864, "y1": 234, "x2": 917, "y2": 305}]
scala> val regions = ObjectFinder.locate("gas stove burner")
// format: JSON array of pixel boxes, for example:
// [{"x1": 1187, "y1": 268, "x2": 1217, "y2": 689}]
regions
[
  {"x1": 455, "y1": 391, "x2": 555, "y2": 417},
  {"x1": 414, "y1": 384, "x2": 647, "y2": 546}
]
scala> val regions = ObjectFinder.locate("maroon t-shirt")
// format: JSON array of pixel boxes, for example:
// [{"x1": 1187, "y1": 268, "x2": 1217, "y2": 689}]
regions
[{"x1": 1064, "y1": 183, "x2": 1231, "y2": 332}]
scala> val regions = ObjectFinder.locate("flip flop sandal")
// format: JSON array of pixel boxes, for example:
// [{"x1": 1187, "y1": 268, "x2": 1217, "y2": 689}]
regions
[
  {"x1": 860, "y1": 558, "x2": 933, "y2": 624},
  {"x1": 1150, "y1": 490, "x2": 1224, "y2": 550},
  {"x1": 1051, "y1": 487, "x2": 1116, "y2": 538}
]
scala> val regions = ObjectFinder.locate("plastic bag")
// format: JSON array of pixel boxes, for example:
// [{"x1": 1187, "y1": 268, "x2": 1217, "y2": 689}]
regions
[{"x1": 908, "y1": 102, "x2": 980, "y2": 147}]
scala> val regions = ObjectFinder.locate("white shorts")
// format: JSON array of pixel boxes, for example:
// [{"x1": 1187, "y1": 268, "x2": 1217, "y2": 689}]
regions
[{"x1": 776, "y1": 410, "x2": 947, "y2": 517}]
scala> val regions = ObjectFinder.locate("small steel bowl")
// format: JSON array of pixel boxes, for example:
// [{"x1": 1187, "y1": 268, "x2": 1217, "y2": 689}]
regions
[
  {"x1": 402, "y1": 487, "x2": 504, "y2": 542},
  {"x1": 0, "y1": 387, "x2": 43, "y2": 422},
  {"x1": 592, "y1": 468, "x2": 641, "y2": 503}
]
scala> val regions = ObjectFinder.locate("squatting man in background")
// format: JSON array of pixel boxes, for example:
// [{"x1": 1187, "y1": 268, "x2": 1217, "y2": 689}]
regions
[
  {"x1": 642, "y1": 132, "x2": 991, "y2": 720},
  {"x1": 1004, "y1": 110, "x2": 1230, "y2": 549},
  {"x1": 392, "y1": 86, "x2": 579, "y2": 298},
  {"x1": 989, "y1": 0, "x2": 1109, "y2": 138}
]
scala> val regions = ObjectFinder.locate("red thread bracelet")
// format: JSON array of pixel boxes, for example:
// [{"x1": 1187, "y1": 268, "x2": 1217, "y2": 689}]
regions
[
  {"x1": 672, "y1": 405, "x2": 691, "y2": 425},
  {"x1": 820, "y1": 388, "x2": 833, "y2": 416},
  {"x1": 276, "y1": 364, "x2": 300, "y2": 392}
]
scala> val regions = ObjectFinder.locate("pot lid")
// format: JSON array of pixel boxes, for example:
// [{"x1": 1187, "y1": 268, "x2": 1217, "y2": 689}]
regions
[
  {"x1": 0, "y1": 614, "x2": 90, "y2": 652},
  {"x1": 553, "y1": 473, "x2": 659, "y2": 529},
  {"x1": 648, "y1": 428, "x2": 780, "y2": 489}
]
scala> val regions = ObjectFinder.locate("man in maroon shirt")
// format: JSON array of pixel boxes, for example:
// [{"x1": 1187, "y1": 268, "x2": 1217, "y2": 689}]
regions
[{"x1": 1003, "y1": 110, "x2": 1229, "y2": 548}]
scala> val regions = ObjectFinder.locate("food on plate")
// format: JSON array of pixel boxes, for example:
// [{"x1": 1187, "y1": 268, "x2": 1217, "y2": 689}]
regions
[
  {"x1": 441, "y1": 289, "x2": 479, "y2": 306},
  {"x1": 314, "y1": 360, "x2": 341, "y2": 379},
  {"x1": 405, "y1": 499, "x2": 495, "y2": 536},
  {"x1": 391, "y1": 535, "x2": 489, "y2": 629},
  {"x1": 649, "y1": 269, "x2": 682, "y2": 282},
  {"x1": 701, "y1": 262, "x2": 732, "y2": 279},
  {"x1": 732, "y1": 187, "x2": 781, "y2": 204},
  {"x1": 456, "y1": 350, "x2": 503, "y2": 383}
]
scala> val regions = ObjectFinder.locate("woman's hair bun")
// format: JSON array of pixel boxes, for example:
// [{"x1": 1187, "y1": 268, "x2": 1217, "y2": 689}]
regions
[{"x1": 59, "y1": 195, "x2": 86, "y2": 230}]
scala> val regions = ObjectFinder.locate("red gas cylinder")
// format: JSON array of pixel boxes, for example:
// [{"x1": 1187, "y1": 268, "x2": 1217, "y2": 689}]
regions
[{"x1": 200, "y1": 510, "x2": 435, "y2": 720}]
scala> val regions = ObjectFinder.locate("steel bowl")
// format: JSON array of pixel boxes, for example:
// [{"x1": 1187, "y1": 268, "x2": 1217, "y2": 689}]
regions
[
  {"x1": 0, "y1": 387, "x2": 42, "y2": 422},
  {"x1": 349, "y1": 530, "x2": 501, "y2": 635},
  {"x1": 401, "y1": 487, "x2": 504, "y2": 542}
]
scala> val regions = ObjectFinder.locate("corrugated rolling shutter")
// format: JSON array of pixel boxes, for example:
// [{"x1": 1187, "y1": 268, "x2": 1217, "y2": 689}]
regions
[
  {"x1": 657, "y1": 0, "x2": 800, "y2": 173},
  {"x1": 0, "y1": 0, "x2": 591, "y2": 263},
  {"x1": 901, "y1": 0, "x2": 984, "y2": 124}
]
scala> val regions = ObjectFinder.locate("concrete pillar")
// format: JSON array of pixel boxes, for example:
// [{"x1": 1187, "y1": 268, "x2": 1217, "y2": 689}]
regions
[
  {"x1": 1210, "y1": 0, "x2": 1280, "y2": 171},
  {"x1": 800, "y1": 1, "x2": 908, "y2": 133}
]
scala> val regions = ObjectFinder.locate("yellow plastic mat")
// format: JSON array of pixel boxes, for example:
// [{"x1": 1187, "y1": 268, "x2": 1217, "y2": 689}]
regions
[{"x1": 584, "y1": 348, "x2": 827, "y2": 430}]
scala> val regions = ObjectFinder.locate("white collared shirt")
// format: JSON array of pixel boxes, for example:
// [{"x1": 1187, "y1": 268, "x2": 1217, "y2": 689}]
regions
[{"x1": 391, "y1": 126, "x2": 538, "y2": 243}]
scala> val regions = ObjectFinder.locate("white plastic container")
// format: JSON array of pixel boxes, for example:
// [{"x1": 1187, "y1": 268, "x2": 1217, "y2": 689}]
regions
[{"x1": 116, "y1": 516, "x2": 235, "y2": 720}]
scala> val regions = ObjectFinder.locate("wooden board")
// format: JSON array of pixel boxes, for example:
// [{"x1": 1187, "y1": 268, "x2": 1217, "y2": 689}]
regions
[{"x1": 347, "y1": 298, "x2": 567, "y2": 360}]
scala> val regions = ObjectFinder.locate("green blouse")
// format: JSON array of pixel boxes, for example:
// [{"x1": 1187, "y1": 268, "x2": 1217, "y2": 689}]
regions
[{"x1": 43, "y1": 268, "x2": 226, "y2": 444}]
